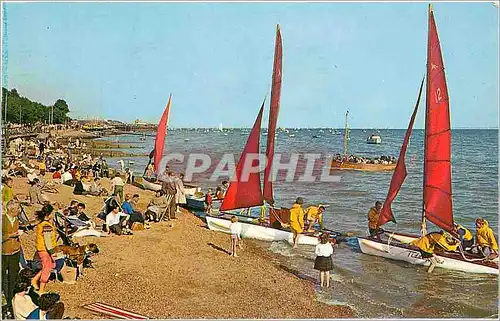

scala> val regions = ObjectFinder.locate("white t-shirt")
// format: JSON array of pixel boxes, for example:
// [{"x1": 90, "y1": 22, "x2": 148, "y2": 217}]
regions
[
  {"x1": 315, "y1": 243, "x2": 334, "y2": 257},
  {"x1": 12, "y1": 293, "x2": 36, "y2": 320},
  {"x1": 229, "y1": 222, "x2": 242, "y2": 238},
  {"x1": 106, "y1": 211, "x2": 128, "y2": 226},
  {"x1": 111, "y1": 177, "x2": 124, "y2": 187},
  {"x1": 61, "y1": 171, "x2": 73, "y2": 182}
]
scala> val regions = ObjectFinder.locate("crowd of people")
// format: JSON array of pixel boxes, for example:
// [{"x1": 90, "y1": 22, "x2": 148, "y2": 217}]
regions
[{"x1": 333, "y1": 153, "x2": 397, "y2": 165}]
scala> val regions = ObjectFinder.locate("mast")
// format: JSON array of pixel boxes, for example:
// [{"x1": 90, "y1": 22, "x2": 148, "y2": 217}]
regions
[
  {"x1": 343, "y1": 110, "x2": 349, "y2": 160},
  {"x1": 263, "y1": 24, "x2": 283, "y2": 205}
]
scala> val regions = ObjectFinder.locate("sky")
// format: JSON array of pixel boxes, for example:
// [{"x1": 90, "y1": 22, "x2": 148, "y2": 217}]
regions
[{"x1": 1, "y1": 1, "x2": 498, "y2": 128}]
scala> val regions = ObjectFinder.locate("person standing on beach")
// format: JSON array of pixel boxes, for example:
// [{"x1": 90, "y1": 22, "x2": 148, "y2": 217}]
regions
[
  {"x1": 314, "y1": 233, "x2": 334, "y2": 288},
  {"x1": 174, "y1": 173, "x2": 186, "y2": 213},
  {"x1": 31, "y1": 204, "x2": 57, "y2": 293},
  {"x1": 289, "y1": 197, "x2": 305, "y2": 249},
  {"x1": 161, "y1": 172, "x2": 177, "y2": 220},
  {"x1": 2, "y1": 177, "x2": 15, "y2": 207},
  {"x1": 367, "y1": 201, "x2": 383, "y2": 238},
  {"x1": 229, "y1": 216, "x2": 242, "y2": 257},
  {"x1": 111, "y1": 173, "x2": 125, "y2": 203},
  {"x1": 2, "y1": 200, "x2": 23, "y2": 313}
]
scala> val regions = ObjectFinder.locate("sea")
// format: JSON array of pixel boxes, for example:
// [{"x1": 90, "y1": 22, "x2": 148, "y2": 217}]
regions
[{"x1": 98, "y1": 128, "x2": 498, "y2": 318}]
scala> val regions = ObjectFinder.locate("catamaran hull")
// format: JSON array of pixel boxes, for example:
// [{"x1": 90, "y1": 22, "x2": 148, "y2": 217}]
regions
[
  {"x1": 358, "y1": 236, "x2": 498, "y2": 275},
  {"x1": 206, "y1": 215, "x2": 319, "y2": 245},
  {"x1": 185, "y1": 197, "x2": 221, "y2": 211}
]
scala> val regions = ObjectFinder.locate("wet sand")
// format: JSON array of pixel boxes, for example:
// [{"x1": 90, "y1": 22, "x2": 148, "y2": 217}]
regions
[{"x1": 12, "y1": 176, "x2": 353, "y2": 319}]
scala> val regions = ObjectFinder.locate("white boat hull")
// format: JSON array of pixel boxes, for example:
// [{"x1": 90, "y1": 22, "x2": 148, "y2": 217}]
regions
[
  {"x1": 142, "y1": 179, "x2": 199, "y2": 195},
  {"x1": 358, "y1": 236, "x2": 498, "y2": 275},
  {"x1": 206, "y1": 215, "x2": 319, "y2": 246}
]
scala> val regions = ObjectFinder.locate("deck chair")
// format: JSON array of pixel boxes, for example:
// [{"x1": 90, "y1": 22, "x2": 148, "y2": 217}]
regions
[
  {"x1": 53, "y1": 212, "x2": 79, "y2": 246},
  {"x1": 17, "y1": 204, "x2": 36, "y2": 232}
]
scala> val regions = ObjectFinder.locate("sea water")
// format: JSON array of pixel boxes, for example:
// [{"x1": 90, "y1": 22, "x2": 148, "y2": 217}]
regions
[{"x1": 99, "y1": 128, "x2": 498, "y2": 318}]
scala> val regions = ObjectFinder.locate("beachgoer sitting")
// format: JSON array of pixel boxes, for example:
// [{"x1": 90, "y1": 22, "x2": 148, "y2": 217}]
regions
[
  {"x1": 122, "y1": 194, "x2": 145, "y2": 227},
  {"x1": 106, "y1": 205, "x2": 131, "y2": 236},
  {"x1": 26, "y1": 292, "x2": 65, "y2": 319},
  {"x1": 472, "y1": 218, "x2": 498, "y2": 259},
  {"x1": 146, "y1": 191, "x2": 168, "y2": 222},
  {"x1": 453, "y1": 223, "x2": 474, "y2": 250},
  {"x1": 88, "y1": 177, "x2": 108, "y2": 196},
  {"x1": 72, "y1": 178, "x2": 87, "y2": 195},
  {"x1": 12, "y1": 279, "x2": 37, "y2": 320},
  {"x1": 28, "y1": 179, "x2": 47, "y2": 205},
  {"x1": 61, "y1": 170, "x2": 73, "y2": 186}
]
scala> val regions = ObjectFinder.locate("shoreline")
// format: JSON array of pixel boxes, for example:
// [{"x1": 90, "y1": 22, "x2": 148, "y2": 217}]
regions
[{"x1": 12, "y1": 176, "x2": 354, "y2": 319}]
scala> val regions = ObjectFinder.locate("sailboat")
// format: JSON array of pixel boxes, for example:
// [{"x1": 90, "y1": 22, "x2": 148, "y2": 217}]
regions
[
  {"x1": 357, "y1": 5, "x2": 498, "y2": 275},
  {"x1": 205, "y1": 25, "x2": 344, "y2": 246},
  {"x1": 132, "y1": 95, "x2": 200, "y2": 195},
  {"x1": 330, "y1": 111, "x2": 397, "y2": 171}
]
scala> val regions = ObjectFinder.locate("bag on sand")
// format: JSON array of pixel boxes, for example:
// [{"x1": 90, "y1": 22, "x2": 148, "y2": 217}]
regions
[
  {"x1": 131, "y1": 222, "x2": 145, "y2": 231},
  {"x1": 60, "y1": 263, "x2": 77, "y2": 284}
]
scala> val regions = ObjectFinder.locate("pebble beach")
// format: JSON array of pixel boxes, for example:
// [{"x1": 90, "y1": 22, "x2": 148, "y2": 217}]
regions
[{"x1": 12, "y1": 176, "x2": 353, "y2": 319}]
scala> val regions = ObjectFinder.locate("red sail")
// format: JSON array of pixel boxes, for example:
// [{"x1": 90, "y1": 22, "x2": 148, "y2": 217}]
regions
[
  {"x1": 263, "y1": 25, "x2": 283, "y2": 205},
  {"x1": 220, "y1": 103, "x2": 265, "y2": 211},
  {"x1": 378, "y1": 78, "x2": 424, "y2": 226},
  {"x1": 154, "y1": 94, "x2": 172, "y2": 173},
  {"x1": 423, "y1": 6, "x2": 454, "y2": 233}
]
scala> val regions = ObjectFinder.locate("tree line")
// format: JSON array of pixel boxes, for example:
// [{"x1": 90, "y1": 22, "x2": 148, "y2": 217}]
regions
[{"x1": 1, "y1": 87, "x2": 71, "y2": 124}]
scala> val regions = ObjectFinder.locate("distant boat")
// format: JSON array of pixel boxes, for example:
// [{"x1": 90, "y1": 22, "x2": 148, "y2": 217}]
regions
[
  {"x1": 219, "y1": 123, "x2": 223, "y2": 131},
  {"x1": 331, "y1": 111, "x2": 396, "y2": 172},
  {"x1": 184, "y1": 138, "x2": 190, "y2": 142},
  {"x1": 313, "y1": 135, "x2": 321, "y2": 138},
  {"x1": 367, "y1": 134, "x2": 382, "y2": 144}
]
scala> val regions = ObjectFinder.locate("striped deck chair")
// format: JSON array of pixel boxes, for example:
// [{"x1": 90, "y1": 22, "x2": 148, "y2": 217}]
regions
[{"x1": 83, "y1": 302, "x2": 149, "y2": 319}]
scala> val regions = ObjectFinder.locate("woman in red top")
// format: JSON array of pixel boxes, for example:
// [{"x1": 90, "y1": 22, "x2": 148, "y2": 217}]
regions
[{"x1": 204, "y1": 189, "x2": 213, "y2": 214}]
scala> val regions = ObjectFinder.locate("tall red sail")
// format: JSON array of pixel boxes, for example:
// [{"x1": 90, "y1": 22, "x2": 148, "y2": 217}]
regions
[
  {"x1": 220, "y1": 102, "x2": 265, "y2": 211},
  {"x1": 154, "y1": 94, "x2": 172, "y2": 173},
  {"x1": 263, "y1": 25, "x2": 283, "y2": 205},
  {"x1": 423, "y1": 5, "x2": 454, "y2": 233},
  {"x1": 378, "y1": 78, "x2": 424, "y2": 226}
]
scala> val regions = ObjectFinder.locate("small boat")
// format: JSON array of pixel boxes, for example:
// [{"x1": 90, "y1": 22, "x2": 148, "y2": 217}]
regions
[
  {"x1": 357, "y1": 5, "x2": 498, "y2": 275},
  {"x1": 366, "y1": 134, "x2": 382, "y2": 144},
  {"x1": 312, "y1": 135, "x2": 321, "y2": 138},
  {"x1": 331, "y1": 111, "x2": 396, "y2": 171}
]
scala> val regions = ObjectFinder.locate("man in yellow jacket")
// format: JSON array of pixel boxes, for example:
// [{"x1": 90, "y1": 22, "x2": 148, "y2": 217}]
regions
[
  {"x1": 474, "y1": 218, "x2": 498, "y2": 259},
  {"x1": 367, "y1": 201, "x2": 383, "y2": 238},
  {"x1": 410, "y1": 231, "x2": 446, "y2": 273},
  {"x1": 305, "y1": 204, "x2": 325, "y2": 232},
  {"x1": 289, "y1": 197, "x2": 305, "y2": 249},
  {"x1": 453, "y1": 223, "x2": 474, "y2": 250}
]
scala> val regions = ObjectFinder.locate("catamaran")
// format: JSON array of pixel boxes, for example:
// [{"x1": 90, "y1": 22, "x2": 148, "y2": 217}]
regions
[
  {"x1": 357, "y1": 5, "x2": 498, "y2": 275},
  {"x1": 205, "y1": 25, "x2": 344, "y2": 246}
]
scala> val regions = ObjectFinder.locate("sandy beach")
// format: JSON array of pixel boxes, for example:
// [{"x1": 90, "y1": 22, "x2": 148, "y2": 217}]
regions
[{"x1": 12, "y1": 176, "x2": 353, "y2": 319}]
